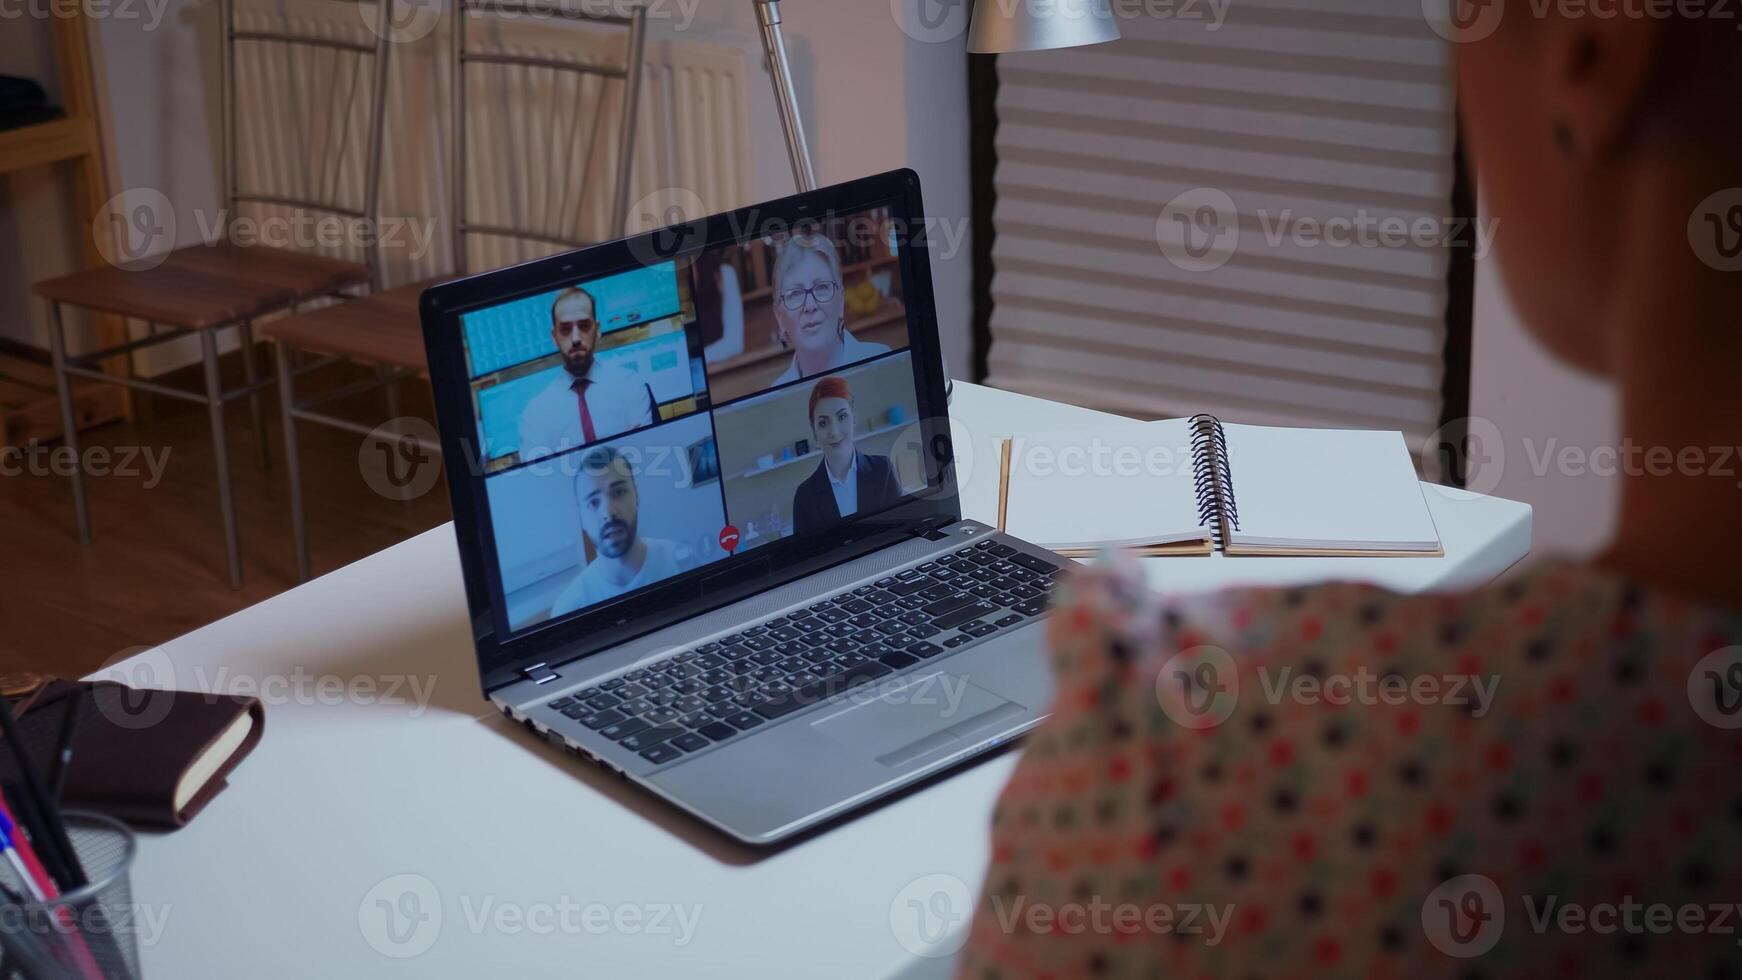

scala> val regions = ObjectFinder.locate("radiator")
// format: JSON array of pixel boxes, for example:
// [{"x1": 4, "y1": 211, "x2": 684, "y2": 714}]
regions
[{"x1": 231, "y1": 0, "x2": 753, "y2": 287}]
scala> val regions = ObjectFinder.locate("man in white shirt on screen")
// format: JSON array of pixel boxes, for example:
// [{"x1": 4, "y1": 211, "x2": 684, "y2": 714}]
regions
[
  {"x1": 549, "y1": 447, "x2": 686, "y2": 617},
  {"x1": 517, "y1": 286, "x2": 658, "y2": 460}
]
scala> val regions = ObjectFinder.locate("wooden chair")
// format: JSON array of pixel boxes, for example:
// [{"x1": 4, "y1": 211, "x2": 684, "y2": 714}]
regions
[
  {"x1": 267, "y1": 2, "x2": 648, "y2": 581},
  {"x1": 31, "y1": 0, "x2": 396, "y2": 589}
]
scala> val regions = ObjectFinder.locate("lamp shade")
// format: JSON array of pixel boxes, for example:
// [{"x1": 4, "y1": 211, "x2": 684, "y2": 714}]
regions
[{"x1": 966, "y1": 0, "x2": 1122, "y2": 53}]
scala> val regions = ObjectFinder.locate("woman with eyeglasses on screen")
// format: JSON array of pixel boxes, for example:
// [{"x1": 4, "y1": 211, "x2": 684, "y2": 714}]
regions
[{"x1": 769, "y1": 235, "x2": 890, "y2": 386}]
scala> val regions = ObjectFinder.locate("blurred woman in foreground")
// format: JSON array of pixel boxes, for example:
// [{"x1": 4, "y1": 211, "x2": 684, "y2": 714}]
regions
[{"x1": 960, "y1": 11, "x2": 1742, "y2": 977}]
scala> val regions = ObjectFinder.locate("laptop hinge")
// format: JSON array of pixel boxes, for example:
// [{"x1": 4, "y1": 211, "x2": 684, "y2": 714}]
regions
[
  {"x1": 913, "y1": 518, "x2": 954, "y2": 542},
  {"x1": 521, "y1": 662, "x2": 561, "y2": 685}
]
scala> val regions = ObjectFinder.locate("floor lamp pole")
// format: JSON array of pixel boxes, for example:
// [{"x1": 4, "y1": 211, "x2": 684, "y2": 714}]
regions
[{"x1": 755, "y1": 0, "x2": 818, "y2": 192}]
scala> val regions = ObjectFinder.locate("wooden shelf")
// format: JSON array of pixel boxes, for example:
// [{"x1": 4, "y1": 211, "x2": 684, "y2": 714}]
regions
[
  {"x1": 0, "y1": 9, "x2": 131, "y2": 430},
  {"x1": 0, "y1": 116, "x2": 95, "y2": 177},
  {"x1": 0, "y1": 353, "x2": 124, "y2": 448}
]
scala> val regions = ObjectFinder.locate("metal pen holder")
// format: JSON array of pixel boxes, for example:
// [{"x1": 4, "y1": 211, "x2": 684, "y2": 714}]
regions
[{"x1": 0, "y1": 812, "x2": 140, "y2": 980}]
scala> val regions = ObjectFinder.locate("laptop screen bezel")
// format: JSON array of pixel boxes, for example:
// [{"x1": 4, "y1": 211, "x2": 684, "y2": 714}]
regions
[{"x1": 419, "y1": 170, "x2": 961, "y2": 695}]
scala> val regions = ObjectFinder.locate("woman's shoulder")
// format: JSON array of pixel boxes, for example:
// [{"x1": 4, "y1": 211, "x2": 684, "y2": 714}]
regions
[
  {"x1": 858, "y1": 452, "x2": 901, "y2": 490},
  {"x1": 1051, "y1": 555, "x2": 1741, "y2": 697},
  {"x1": 795, "y1": 458, "x2": 829, "y2": 491},
  {"x1": 971, "y1": 556, "x2": 1742, "y2": 979},
  {"x1": 841, "y1": 334, "x2": 891, "y2": 358}
]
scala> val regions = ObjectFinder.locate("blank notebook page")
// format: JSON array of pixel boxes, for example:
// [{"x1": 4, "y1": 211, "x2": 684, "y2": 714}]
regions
[
  {"x1": 1004, "y1": 418, "x2": 1210, "y2": 550},
  {"x1": 1222, "y1": 424, "x2": 1440, "y2": 552}
]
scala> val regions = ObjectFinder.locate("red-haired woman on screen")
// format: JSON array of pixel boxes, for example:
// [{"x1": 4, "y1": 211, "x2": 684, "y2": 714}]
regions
[{"x1": 791, "y1": 376, "x2": 902, "y2": 537}]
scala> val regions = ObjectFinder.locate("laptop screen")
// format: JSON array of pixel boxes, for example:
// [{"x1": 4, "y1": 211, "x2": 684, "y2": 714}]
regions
[{"x1": 455, "y1": 201, "x2": 932, "y2": 637}]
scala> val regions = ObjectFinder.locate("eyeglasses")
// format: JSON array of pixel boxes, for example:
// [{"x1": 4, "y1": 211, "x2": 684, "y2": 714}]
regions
[{"x1": 778, "y1": 280, "x2": 840, "y2": 312}]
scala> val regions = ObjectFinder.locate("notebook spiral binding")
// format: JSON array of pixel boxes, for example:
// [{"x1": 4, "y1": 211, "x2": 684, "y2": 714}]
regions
[{"x1": 1189, "y1": 414, "x2": 1240, "y2": 551}]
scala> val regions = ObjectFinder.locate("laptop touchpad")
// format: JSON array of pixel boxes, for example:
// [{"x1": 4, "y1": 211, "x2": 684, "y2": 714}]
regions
[{"x1": 811, "y1": 673, "x2": 1025, "y2": 768}]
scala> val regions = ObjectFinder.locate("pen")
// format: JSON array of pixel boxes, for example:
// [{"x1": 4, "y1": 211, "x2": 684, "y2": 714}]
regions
[
  {"x1": 1, "y1": 783, "x2": 66, "y2": 891},
  {"x1": 0, "y1": 800, "x2": 108, "y2": 980},
  {"x1": 0, "y1": 697, "x2": 84, "y2": 889},
  {"x1": 50, "y1": 696, "x2": 80, "y2": 804},
  {"x1": 0, "y1": 812, "x2": 46, "y2": 902},
  {"x1": 997, "y1": 438, "x2": 1012, "y2": 532}
]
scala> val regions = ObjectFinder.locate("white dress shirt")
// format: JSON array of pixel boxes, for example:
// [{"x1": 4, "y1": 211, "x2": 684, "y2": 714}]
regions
[
  {"x1": 549, "y1": 538, "x2": 681, "y2": 617},
  {"x1": 771, "y1": 332, "x2": 893, "y2": 387},
  {"x1": 517, "y1": 360, "x2": 656, "y2": 460},
  {"x1": 825, "y1": 454, "x2": 858, "y2": 520}
]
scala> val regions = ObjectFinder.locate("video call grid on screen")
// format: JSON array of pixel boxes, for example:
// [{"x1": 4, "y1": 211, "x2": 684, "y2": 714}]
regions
[{"x1": 456, "y1": 203, "x2": 929, "y2": 635}]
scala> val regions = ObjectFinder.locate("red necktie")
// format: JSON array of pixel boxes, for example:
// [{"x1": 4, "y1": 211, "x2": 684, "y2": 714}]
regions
[{"x1": 576, "y1": 381, "x2": 596, "y2": 443}]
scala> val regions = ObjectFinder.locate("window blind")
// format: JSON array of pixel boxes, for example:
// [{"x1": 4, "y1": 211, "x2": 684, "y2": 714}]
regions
[{"x1": 985, "y1": 0, "x2": 1458, "y2": 453}]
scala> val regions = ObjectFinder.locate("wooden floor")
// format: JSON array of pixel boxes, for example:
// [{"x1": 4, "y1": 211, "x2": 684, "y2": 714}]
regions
[{"x1": 0, "y1": 359, "x2": 451, "y2": 680}]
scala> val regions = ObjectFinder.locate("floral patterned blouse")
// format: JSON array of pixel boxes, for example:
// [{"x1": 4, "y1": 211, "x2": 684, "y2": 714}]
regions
[{"x1": 958, "y1": 556, "x2": 1742, "y2": 978}]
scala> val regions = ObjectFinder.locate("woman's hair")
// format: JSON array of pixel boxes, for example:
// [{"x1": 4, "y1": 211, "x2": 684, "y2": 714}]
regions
[
  {"x1": 807, "y1": 376, "x2": 853, "y2": 421},
  {"x1": 773, "y1": 233, "x2": 847, "y2": 347},
  {"x1": 773, "y1": 232, "x2": 844, "y2": 292}
]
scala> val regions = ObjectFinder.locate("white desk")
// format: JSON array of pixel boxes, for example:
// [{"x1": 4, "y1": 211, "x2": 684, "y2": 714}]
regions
[{"x1": 109, "y1": 382, "x2": 1530, "y2": 978}]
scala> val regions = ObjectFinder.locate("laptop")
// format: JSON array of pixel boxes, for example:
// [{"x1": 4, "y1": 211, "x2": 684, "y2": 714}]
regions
[{"x1": 420, "y1": 169, "x2": 1061, "y2": 845}]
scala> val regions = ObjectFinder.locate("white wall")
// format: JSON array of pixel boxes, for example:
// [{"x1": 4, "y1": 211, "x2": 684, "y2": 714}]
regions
[
  {"x1": 1468, "y1": 211, "x2": 1620, "y2": 558},
  {"x1": 67, "y1": 0, "x2": 973, "y2": 378}
]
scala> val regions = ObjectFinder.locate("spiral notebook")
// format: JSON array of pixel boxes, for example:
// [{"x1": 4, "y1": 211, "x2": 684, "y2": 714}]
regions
[{"x1": 996, "y1": 415, "x2": 1442, "y2": 558}]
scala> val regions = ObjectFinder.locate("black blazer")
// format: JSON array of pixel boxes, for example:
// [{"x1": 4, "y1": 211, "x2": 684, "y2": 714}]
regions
[{"x1": 791, "y1": 452, "x2": 903, "y2": 537}]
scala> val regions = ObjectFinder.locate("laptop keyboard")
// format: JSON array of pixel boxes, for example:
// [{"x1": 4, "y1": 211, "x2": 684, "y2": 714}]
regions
[{"x1": 542, "y1": 538, "x2": 1064, "y2": 765}]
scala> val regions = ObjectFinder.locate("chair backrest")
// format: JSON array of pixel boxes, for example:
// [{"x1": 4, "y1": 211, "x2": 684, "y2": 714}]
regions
[
  {"x1": 449, "y1": 1, "x2": 647, "y2": 275},
  {"x1": 218, "y1": 0, "x2": 395, "y2": 286}
]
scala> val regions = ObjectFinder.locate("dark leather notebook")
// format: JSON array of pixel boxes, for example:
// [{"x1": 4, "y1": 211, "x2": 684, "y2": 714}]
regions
[{"x1": 12, "y1": 681, "x2": 264, "y2": 829}]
